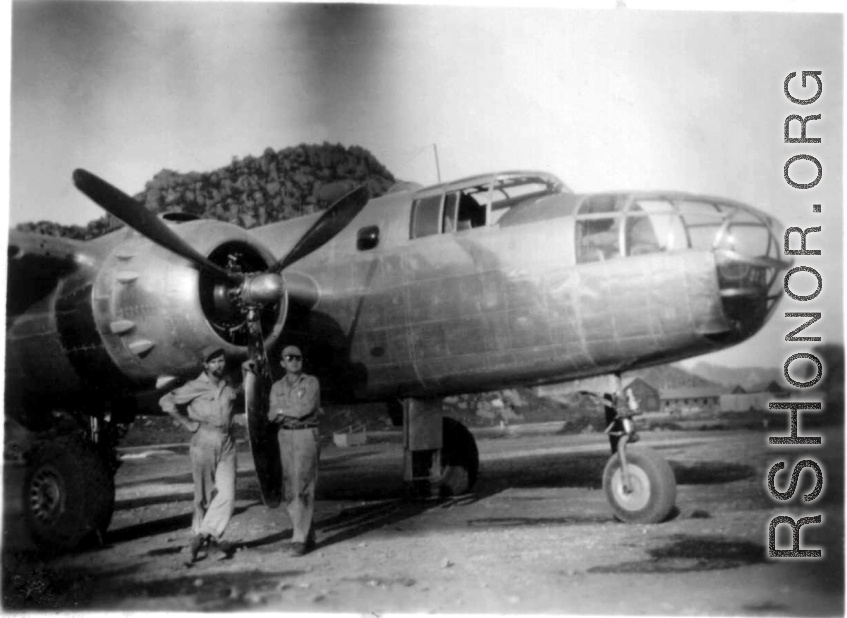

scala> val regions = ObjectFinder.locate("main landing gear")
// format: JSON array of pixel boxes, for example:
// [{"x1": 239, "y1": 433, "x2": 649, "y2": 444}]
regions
[
  {"x1": 8, "y1": 412, "x2": 120, "y2": 552},
  {"x1": 398, "y1": 398, "x2": 479, "y2": 498},
  {"x1": 24, "y1": 433, "x2": 116, "y2": 549},
  {"x1": 600, "y1": 384, "x2": 676, "y2": 524},
  {"x1": 394, "y1": 385, "x2": 676, "y2": 523}
]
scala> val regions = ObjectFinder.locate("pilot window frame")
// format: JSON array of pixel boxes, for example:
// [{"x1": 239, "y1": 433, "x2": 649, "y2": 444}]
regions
[
  {"x1": 410, "y1": 193, "x2": 445, "y2": 239},
  {"x1": 442, "y1": 192, "x2": 459, "y2": 233},
  {"x1": 574, "y1": 194, "x2": 629, "y2": 263},
  {"x1": 411, "y1": 189, "x2": 489, "y2": 238},
  {"x1": 625, "y1": 198, "x2": 690, "y2": 253},
  {"x1": 410, "y1": 173, "x2": 566, "y2": 240},
  {"x1": 488, "y1": 176, "x2": 556, "y2": 225}
]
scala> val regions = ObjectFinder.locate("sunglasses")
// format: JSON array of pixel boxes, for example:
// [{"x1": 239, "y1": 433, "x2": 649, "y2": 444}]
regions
[{"x1": 283, "y1": 354, "x2": 302, "y2": 362}]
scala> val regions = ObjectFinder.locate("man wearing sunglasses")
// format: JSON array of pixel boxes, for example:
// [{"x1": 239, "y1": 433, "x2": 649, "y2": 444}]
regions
[{"x1": 268, "y1": 345, "x2": 321, "y2": 556}]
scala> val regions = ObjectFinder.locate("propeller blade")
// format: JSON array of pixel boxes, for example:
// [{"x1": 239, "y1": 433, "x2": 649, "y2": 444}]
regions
[
  {"x1": 72, "y1": 169, "x2": 241, "y2": 283},
  {"x1": 272, "y1": 185, "x2": 370, "y2": 272},
  {"x1": 242, "y1": 307, "x2": 283, "y2": 508}
]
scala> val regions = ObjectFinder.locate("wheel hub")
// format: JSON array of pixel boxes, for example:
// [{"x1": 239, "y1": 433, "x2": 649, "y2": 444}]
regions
[
  {"x1": 610, "y1": 465, "x2": 650, "y2": 511},
  {"x1": 29, "y1": 466, "x2": 65, "y2": 526}
]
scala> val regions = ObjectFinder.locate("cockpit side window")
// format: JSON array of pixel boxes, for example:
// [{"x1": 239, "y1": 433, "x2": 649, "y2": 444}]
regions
[
  {"x1": 412, "y1": 190, "x2": 487, "y2": 238},
  {"x1": 578, "y1": 194, "x2": 625, "y2": 216},
  {"x1": 412, "y1": 173, "x2": 565, "y2": 239},
  {"x1": 442, "y1": 192, "x2": 459, "y2": 232},
  {"x1": 411, "y1": 194, "x2": 443, "y2": 238},
  {"x1": 628, "y1": 199, "x2": 687, "y2": 252},
  {"x1": 575, "y1": 194, "x2": 625, "y2": 262},
  {"x1": 625, "y1": 203, "x2": 662, "y2": 256},
  {"x1": 455, "y1": 192, "x2": 487, "y2": 230},
  {"x1": 576, "y1": 217, "x2": 621, "y2": 262}
]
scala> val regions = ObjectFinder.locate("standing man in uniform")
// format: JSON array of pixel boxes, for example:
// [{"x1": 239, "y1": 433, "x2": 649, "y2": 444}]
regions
[
  {"x1": 159, "y1": 345, "x2": 239, "y2": 562},
  {"x1": 269, "y1": 345, "x2": 321, "y2": 557}
]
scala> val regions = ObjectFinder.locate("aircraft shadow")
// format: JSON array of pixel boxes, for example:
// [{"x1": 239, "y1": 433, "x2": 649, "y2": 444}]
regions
[
  {"x1": 115, "y1": 470, "x2": 272, "y2": 511},
  {"x1": 105, "y1": 504, "x2": 253, "y2": 546},
  {"x1": 313, "y1": 499, "x2": 430, "y2": 551},
  {"x1": 105, "y1": 443, "x2": 757, "y2": 551}
]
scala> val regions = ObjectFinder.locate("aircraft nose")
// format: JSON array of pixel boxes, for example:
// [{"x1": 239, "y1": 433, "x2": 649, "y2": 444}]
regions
[
  {"x1": 578, "y1": 192, "x2": 790, "y2": 343},
  {"x1": 710, "y1": 203, "x2": 792, "y2": 341}
]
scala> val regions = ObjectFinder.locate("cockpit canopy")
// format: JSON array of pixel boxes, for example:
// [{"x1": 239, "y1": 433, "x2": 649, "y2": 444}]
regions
[
  {"x1": 409, "y1": 171, "x2": 567, "y2": 238},
  {"x1": 572, "y1": 192, "x2": 781, "y2": 264}
]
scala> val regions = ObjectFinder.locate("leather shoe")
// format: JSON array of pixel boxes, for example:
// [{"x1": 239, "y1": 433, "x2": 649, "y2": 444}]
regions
[
  {"x1": 289, "y1": 533, "x2": 316, "y2": 557},
  {"x1": 288, "y1": 542, "x2": 307, "y2": 557},
  {"x1": 188, "y1": 534, "x2": 207, "y2": 563},
  {"x1": 212, "y1": 539, "x2": 236, "y2": 559}
]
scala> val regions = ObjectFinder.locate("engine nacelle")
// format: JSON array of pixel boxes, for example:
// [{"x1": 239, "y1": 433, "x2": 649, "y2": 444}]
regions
[{"x1": 92, "y1": 219, "x2": 287, "y2": 382}]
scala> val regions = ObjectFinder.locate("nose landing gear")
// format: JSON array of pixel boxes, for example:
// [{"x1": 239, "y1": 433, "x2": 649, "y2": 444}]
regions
[{"x1": 601, "y1": 385, "x2": 676, "y2": 524}]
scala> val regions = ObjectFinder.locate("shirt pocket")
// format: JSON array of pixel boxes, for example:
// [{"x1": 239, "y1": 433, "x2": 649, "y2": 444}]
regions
[{"x1": 191, "y1": 392, "x2": 220, "y2": 423}]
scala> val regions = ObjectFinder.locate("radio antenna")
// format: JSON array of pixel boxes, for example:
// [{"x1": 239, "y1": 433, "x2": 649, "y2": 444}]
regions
[{"x1": 433, "y1": 143, "x2": 442, "y2": 183}]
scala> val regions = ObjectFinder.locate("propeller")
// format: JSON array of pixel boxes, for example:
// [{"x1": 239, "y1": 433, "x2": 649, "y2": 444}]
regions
[
  {"x1": 73, "y1": 168, "x2": 370, "y2": 304},
  {"x1": 72, "y1": 169, "x2": 242, "y2": 284},
  {"x1": 73, "y1": 168, "x2": 370, "y2": 508},
  {"x1": 271, "y1": 185, "x2": 371, "y2": 272}
]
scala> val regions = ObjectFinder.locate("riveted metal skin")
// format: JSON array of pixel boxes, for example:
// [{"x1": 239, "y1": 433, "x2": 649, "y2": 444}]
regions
[{"x1": 250, "y1": 174, "x2": 788, "y2": 404}]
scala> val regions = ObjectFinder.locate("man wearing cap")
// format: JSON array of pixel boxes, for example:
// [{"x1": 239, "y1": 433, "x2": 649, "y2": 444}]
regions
[
  {"x1": 159, "y1": 345, "x2": 240, "y2": 563},
  {"x1": 269, "y1": 345, "x2": 321, "y2": 557}
]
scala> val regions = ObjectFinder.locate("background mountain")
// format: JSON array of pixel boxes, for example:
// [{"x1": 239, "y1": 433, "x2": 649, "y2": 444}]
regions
[
  {"x1": 689, "y1": 343, "x2": 844, "y2": 397},
  {"x1": 626, "y1": 364, "x2": 721, "y2": 390},
  {"x1": 14, "y1": 143, "x2": 401, "y2": 240},
  {"x1": 687, "y1": 362, "x2": 782, "y2": 391}
]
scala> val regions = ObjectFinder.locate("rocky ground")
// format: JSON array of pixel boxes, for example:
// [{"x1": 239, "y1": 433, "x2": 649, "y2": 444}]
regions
[{"x1": 2, "y1": 427, "x2": 843, "y2": 614}]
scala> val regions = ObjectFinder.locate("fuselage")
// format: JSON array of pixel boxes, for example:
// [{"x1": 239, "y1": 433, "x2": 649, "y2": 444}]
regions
[
  {"x1": 6, "y1": 170, "x2": 788, "y2": 422},
  {"x1": 253, "y1": 171, "x2": 787, "y2": 402}
]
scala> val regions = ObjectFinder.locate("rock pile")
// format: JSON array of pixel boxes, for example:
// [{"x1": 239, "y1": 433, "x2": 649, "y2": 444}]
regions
[{"x1": 16, "y1": 142, "x2": 397, "y2": 240}]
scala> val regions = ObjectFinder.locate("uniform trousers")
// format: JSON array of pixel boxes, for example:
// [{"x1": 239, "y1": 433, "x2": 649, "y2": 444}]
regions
[
  {"x1": 277, "y1": 427, "x2": 320, "y2": 543},
  {"x1": 190, "y1": 425, "x2": 236, "y2": 539}
]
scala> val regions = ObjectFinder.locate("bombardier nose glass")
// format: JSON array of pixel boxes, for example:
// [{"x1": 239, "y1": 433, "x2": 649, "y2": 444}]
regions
[{"x1": 575, "y1": 193, "x2": 789, "y2": 339}]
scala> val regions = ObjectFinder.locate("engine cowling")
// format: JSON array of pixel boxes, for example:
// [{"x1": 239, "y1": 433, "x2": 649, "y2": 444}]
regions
[{"x1": 92, "y1": 219, "x2": 287, "y2": 383}]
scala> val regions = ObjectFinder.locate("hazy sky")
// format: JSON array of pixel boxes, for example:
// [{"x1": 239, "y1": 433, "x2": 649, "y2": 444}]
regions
[{"x1": 7, "y1": 2, "x2": 844, "y2": 370}]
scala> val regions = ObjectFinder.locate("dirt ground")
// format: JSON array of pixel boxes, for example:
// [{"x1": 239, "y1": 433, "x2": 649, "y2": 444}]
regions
[{"x1": 2, "y1": 426, "x2": 844, "y2": 615}]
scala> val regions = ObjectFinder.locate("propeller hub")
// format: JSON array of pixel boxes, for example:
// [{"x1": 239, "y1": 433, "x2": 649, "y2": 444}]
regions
[{"x1": 241, "y1": 273, "x2": 285, "y2": 305}]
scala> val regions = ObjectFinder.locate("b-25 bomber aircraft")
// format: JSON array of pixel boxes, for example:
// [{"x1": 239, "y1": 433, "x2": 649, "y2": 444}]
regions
[{"x1": 5, "y1": 167, "x2": 790, "y2": 550}]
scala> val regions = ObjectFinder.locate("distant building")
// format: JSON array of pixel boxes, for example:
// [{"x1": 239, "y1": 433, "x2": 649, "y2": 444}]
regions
[
  {"x1": 761, "y1": 380, "x2": 790, "y2": 396},
  {"x1": 731, "y1": 385, "x2": 747, "y2": 394},
  {"x1": 720, "y1": 381, "x2": 796, "y2": 412},
  {"x1": 660, "y1": 387, "x2": 724, "y2": 415},
  {"x1": 623, "y1": 378, "x2": 660, "y2": 414}
]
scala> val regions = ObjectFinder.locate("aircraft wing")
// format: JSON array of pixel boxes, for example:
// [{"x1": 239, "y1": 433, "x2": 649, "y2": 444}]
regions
[{"x1": 6, "y1": 230, "x2": 87, "y2": 319}]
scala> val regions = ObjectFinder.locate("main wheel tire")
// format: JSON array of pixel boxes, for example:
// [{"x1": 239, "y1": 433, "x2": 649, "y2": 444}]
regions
[
  {"x1": 436, "y1": 417, "x2": 479, "y2": 497},
  {"x1": 602, "y1": 446, "x2": 676, "y2": 524},
  {"x1": 24, "y1": 435, "x2": 115, "y2": 550}
]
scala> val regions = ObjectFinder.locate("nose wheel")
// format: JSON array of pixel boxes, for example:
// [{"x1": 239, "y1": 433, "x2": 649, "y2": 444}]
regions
[
  {"x1": 601, "y1": 386, "x2": 676, "y2": 524},
  {"x1": 603, "y1": 445, "x2": 676, "y2": 523}
]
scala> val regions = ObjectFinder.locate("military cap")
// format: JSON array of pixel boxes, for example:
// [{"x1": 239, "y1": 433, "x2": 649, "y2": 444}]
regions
[
  {"x1": 281, "y1": 345, "x2": 302, "y2": 358},
  {"x1": 201, "y1": 345, "x2": 226, "y2": 363}
]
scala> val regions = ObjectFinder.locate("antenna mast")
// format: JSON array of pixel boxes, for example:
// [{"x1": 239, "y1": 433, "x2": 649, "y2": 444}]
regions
[{"x1": 433, "y1": 143, "x2": 442, "y2": 183}]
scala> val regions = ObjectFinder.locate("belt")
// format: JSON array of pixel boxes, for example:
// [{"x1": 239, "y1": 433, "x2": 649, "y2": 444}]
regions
[
  {"x1": 277, "y1": 414, "x2": 318, "y2": 431},
  {"x1": 196, "y1": 421, "x2": 230, "y2": 434}
]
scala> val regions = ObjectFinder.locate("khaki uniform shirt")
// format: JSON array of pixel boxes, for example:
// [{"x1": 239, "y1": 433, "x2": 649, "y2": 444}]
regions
[
  {"x1": 269, "y1": 374, "x2": 320, "y2": 422},
  {"x1": 159, "y1": 372, "x2": 239, "y2": 432}
]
